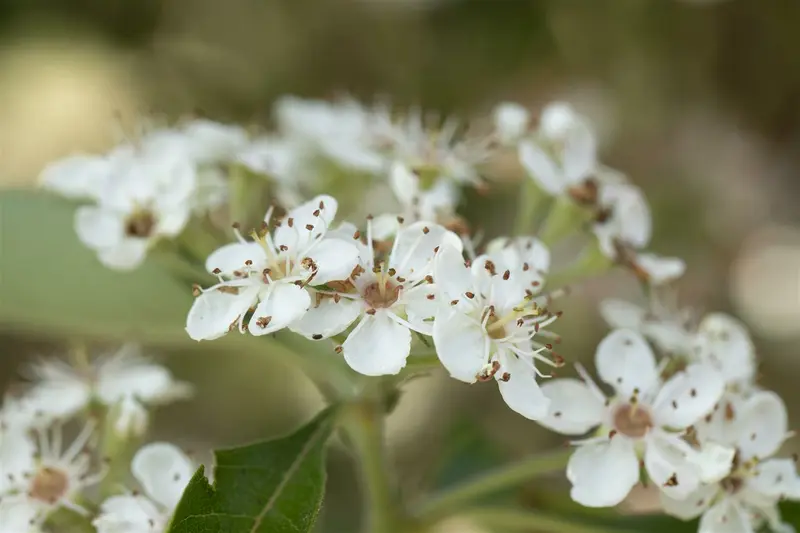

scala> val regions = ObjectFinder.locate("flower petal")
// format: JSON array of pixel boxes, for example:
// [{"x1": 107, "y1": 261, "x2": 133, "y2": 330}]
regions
[
  {"x1": 289, "y1": 296, "x2": 361, "y2": 340},
  {"x1": 75, "y1": 206, "x2": 124, "y2": 249},
  {"x1": 493, "y1": 102, "x2": 530, "y2": 145},
  {"x1": 432, "y1": 308, "x2": 487, "y2": 383},
  {"x1": 402, "y1": 285, "x2": 440, "y2": 334},
  {"x1": 389, "y1": 162, "x2": 419, "y2": 207},
  {"x1": 598, "y1": 299, "x2": 645, "y2": 330},
  {"x1": 390, "y1": 222, "x2": 462, "y2": 281},
  {"x1": 519, "y1": 141, "x2": 564, "y2": 195},
  {"x1": 538, "y1": 378, "x2": 605, "y2": 435},
  {"x1": 205, "y1": 243, "x2": 266, "y2": 275},
  {"x1": 748, "y1": 458, "x2": 800, "y2": 500},
  {"x1": 433, "y1": 243, "x2": 474, "y2": 304},
  {"x1": 93, "y1": 494, "x2": 164, "y2": 533},
  {"x1": 652, "y1": 364, "x2": 724, "y2": 429},
  {"x1": 96, "y1": 347, "x2": 187, "y2": 404},
  {"x1": 273, "y1": 195, "x2": 338, "y2": 251},
  {"x1": 40, "y1": 155, "x2": 110, "y2": 199},
  {"x1": 23, "y1": 379, "x2": 92, "y2": 422},
  {"x1": 0, "y1": 499, "x2": 42, "y2": 533},
  {"x1": 686, "y1": 441, "x2": 736, "y2": 484},
  {"x1": 496, "y1": 351, "x2": 550, "y2": 421},
  {"x1": 597, "y1": 182, "x2": 652, "y2": 250},
  {"x1": 248, "y1": 283, "x2": 312, "y2": 336},
  {"x1": 734, "y1": 390, "x2": 788, "y2": 460},
  {"x1": 97, "y1": 239, "x2": 151, "y2": 271},
  {"x1": 485, "y1": 236, "x2": 551, "y2": 276},
  {"x1": 131, "y1": 442, "x2": 194, "y2": 511},
  {"x1": 644, "y1": 433, "x2": 702, "y2": 500},
  {"x1": 594, "y1": 329, "x2": 658, "y2": 397},
  {"x1": 566, "y1": 437, "x2": 639, "y2": 508},
  {"x1": 342, "y1": 312, "x2": 411, "y2": 376},
  {"x1": 0, "y1": 427, "x2": 36, "y2": 493},
  {"x1": 699, "y1": 500, "x2": 754, "y2": 533},
  {"x1": 634, "y1": 253, "x2": 686, "y2": 285},
  {"x1": 562, "y1": 121, "x2": 596, "y2": 184},
  {"x1": 660, "y1": 485, "x2": 716, "y2": 521},
  {"x1": 692, "y1": 313, "x2": 756, "y2": 385},
  {"x1": 185, "y1": 286, "x2": 259, "y2": 341},
  {"x1": 306, "y1": 238, "x2": 360, "y2": 285}
]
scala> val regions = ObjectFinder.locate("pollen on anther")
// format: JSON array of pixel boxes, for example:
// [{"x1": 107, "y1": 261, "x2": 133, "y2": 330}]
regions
[
  {"x1": 279, "y1": 245, "x2": 289, "y2": 252},
  {"x1": 422, "y1": 226, "x2": 430, "y2": 234},
  {"x1": 450, "y1": 299, "x2": 459, "y2": 306},
  {"x1": 305, "y1": 224, "x2": 314, "y2": 231},
  {"x1": 245, "y1": 259, "x2": 253, "y2": 266},
  {"x1": 426, "y1": 294, "x2": 435, "y2": 300},
  {"x1": 425, "y1": 275, "x2": 434, "y2": 283},
  {"x1": 319, "y1": 200, "x2": 325, "y2": 209},
  {"x1": 334, "y1": 345, "x2": 343, "y2": 353},
  {"x1": 502, "y1": 270, "x2": 510, "y2": 280},
  {"x1": 312, "y1": 334, "x2": 323, "y2": 340},
  {"x1": 609, "y1": 429, "x2": 618, "y2": 439},
  {"x1": 353, "y1": 230, "x2": 361, "y2": 239},
  {"x1": 313, "y1": 209, "x2": 320, "y2": 217},
  {"x1": 690, "y1": 389, "x2": 697, "y2": 398},
  {"x1": 212, "y1": 268, "x2": 222, "y2": 275},
  {"x1": 287, "y1": 217, "x2": 294, "y2": 227},
  {"x1": 465, "y1": 291, "x2": 475, "y2": 299},
  {"x1": 397, "y1": 216, "x2": 405, "y2": 224},
  {"x1": 366, "y1": 309, "x2": 376, "y2": 315},
  {"x1": 522, "y1": 262, "x2": 530, "y2": 271}
]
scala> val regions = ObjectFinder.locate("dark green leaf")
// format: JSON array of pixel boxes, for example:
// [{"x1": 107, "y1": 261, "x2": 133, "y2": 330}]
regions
[{"x1": 167, "y1": 408, "x2": 336, "y2": 533}]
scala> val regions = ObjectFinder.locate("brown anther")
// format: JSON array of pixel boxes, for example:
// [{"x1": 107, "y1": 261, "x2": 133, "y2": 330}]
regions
[
  {"x1": 366, "y1": 309, "x2": 377, "y2": 315},
  {"x1": 244, "y1": 259, "x2": 253, "y2": 266},
  {"x1": 305, "y1": 224, "x2": 314, "y2": 231},
  {"x1": 353, "y1": 230, "x2": 362, "y2": 239},
  {"x1": 502, "y1": 270, "x2": 510, "y2": 280},
  {"x1": 217, "y1": 286, "x2": 240, "y2": 295},
  {"x1": 690, "y1": 389, "x2": 697, "y2": 398},
  {"x1": 287, "y1": 217, "x2": 294, "y2": 227},
  {"x1": 609, "y1": 429, "x2": 618, "y2": 439},
  {"x1": 319, "y1": 200, "x2": 325, "y2": 209},
  {"x1": 366, "y1": 213, "x2": 374, "y2": 220},
  {"x1": 334, "y1": 346, "x2": 343, "y2": 353},
  {"x1": 465, "y1": 292, "x2": 475, "y2": 299},
  {"x1": 522, "y1": 262, "x2": 530, "y2": 271},
  {"x1": 725, "y1": 402, "x2": 735, "y2": 421},
  {"x1": 552, "y1": 354, "x2": 565, "y2": 366},
  {"x1": 396, "y1": 277, "x2": 406, "y2": 283},
  {"x1": 313, "y1": 209, "x2": 320, "y2": 217},
  {"x1": 477, "y1": 360, "x2": 501, "y2": 382},
  {"x1": 426, "y1": 294, "x2": 435, "y2": 300},
  {"x1": 422, "y1": 226, "x2": 430, "y2": 234},
  {"x1": 388, "y1": 268, "x2": 397, "y2": 276},
  {"x1": 484, "y1": 260, "x2": 497, "y2": 276},
  {"x1": 333, "y1": 294, "x2": 342, "y2": 303},
  {"x1": 425, "y1": 275, "x2": 434, "y2": 284},
  {"x1": 255, "y1": 316, "x2": 273, "y2": 329},
  {"x1": 212, "y1": 268, "x2": 222, "y2": 275},
  {"x1": 532, "y1": 280, "x2": 540, "y2": 287},
  {"x1": 500, "y1": 372, "x2": 511, "y2": 382},
  {"x1": 433, "y1": 246, "x2": 440, "y2": 252},
  {"x1": 279, "y1": 245, "x2": 289, "y2": 252},
  {"x1": 672, "y1": 400, "x2": 678, "y2": 409},
  {"x1": 397, "y1": 216, "x2": 405, "y2": 224},
  {"x1": 554, "y1": 411, "x2": 562, "y2": 418},
  {"x1": 450, "y1": 300, "x2": 459, "y2": 306},
  {"x1": 232, "y1": 222, "x2": 241, "y2": 229},
  {"x1": 663, "y1": 473, "x2": 679, "y2": 487},
  {"x1": 192, "y1": 284, "x2": 202, "y2": 297},
  {"x1": 312, "y1": 334, "x2": 323, "y2": 340}
]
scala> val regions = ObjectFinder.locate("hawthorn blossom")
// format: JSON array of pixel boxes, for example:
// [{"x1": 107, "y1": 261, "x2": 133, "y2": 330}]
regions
[
  {"x1": 663, "y1": 391, "x2": 799, "y2": 533},
  {"x1": 93, "y1": 443, "x2": 195, "y2": 533},
  {"x1": 291, "y1": 220, "x2": 462, "y2": 376},
  {"x1": 599, "y1": 297, "x2": 693, "y2": 355},
  {"x1": 493, "y1": 102, "x2": 530, "y2": 146},
  {"x1": 432, "y1": 242, "x2": 561, "y2": 420},
  {"x1": 0, "y1": 498, "x2": 41, "y2": 533},
  {"x1": 0, "y1": 422, "x2": 103, "y2": 519},
  {"x1": 538, "y1": 329, "x2": 728, "y2": 507},
  {"x1": 186, "y1": 195, "x2": 360, "y2": 341},
  {"x1": 518, "y1": 102, "x2": 597, "y2": 198},
  {"x1": 21, "y1": 345, "x2": 191, "y2": 434},
  {"x1": 690, "y1": 313, "x2": 757, "y2": 391}
]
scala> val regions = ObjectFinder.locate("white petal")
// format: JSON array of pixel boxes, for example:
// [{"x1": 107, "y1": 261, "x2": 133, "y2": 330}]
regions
[
  {"x1": 598, "y1": 299, "x2": 645, "y2": 330},
  {"x1": 289, "y1": 296, "x2": 361, "y2": 340},
  {"x1": 273, "y1": 195, "x2": 338, "y2": 251},
  {"x1": 693, "y1": 313, "x2": 756, "y2": 385},
  {"x1": 181, "y1": 119, "x2": 249, "y2": 162},
  {"x1": 433, "y1": 243, "x2": 474, "y2": 303},
  {"x1": 496, "y1": 351, "x2": 550, "y2": 421},
  {"x1": 748, "y1": 458, "x2": 800, "y2": 500},
  {"x1": 185, "y1": 286, "x2": 259, "y2": 341},
  {"x1": 97, "y1": 239, "x2": 151, "y2": 271},
  {"x1": 493, "y1": 102, "x2": 530, "y2": 144},
  {"x1": 597, "y1": 182, "x2": 652, "y2": 250},
  {"x1": 390, "y1": 222, "x2": 462, "y2": 281},
  {"x1": 205, "y1": 242, "x2": 266, "y2": 275},
  {"x1": 566, "y1": 437, "x2": 639, "y2": 508},
  {"x1": 640, "y1": 322, "x2": 692, "y2": 354},
  {"x1": 634, "y1": 253, "x2": 686, "y2": 285},
  {"x1": 643, "y1": 433, "x2": 702, "y2": 500},
  {"x1": 370, "y1": 214, "x2": 401, "y2": 241},
  {"x1": 132, "y1": 442, "x2": 194, "y2": 511},
  {"x1": 111, "y1": 397, "x2": 149, "y2": 438},
  {"x1": 0, "y1": 499, "x2": 41, "y2": 533},
  {"x1": 687, "y1": 441, "x2": 736, "y2": 484},
  {"x1": 538, "y1": 378, "x2": 605, "y2": 435},
  {"x1": 75, "y1": 206, "x2": 124, "y2": 249},
  {"x1": 699, "y1": 500, "x2": 754, "y2": 533},
  {"x1": 306, "y1": 238, "x2": 360, "y2": 285},
  {"x1": 96, "y1": 354, "x2": 183, "y2": 404},
  {"x1": 402, "y1": 285, "x2": 440, "y2": 334},
  {"x1": 660, "y1": 485, "x2": 716, "y2": 521},
  {"x1": 155, "y1": 209, "x2": 190, "y2": 237},
  {"x1": 594, "y1": 329, "x2": 658, "y2": 397},
  {"x1": 432, "y1": 308, "x2": 487, "y2": 383},
  {"x1": 342, "y1": 312, "x2": 411, "y2": 376},
  {"x1": 485, "y1": 236, "x2": 551, "y2": 275},
  {"x1": 40, "y1": 155, "x2": 110, "y2": 199},
  {"x1": 734, "y1": 391, "x2": 788, "y2": 460},
  {"x1": 248, "y1": 283, "x2": 312, "y2": 336},
  {"x1": 0, "y1": 427, "x2": 36, "y2": 492},
  {"x1": 519, "y1": 141, "x2": 565, "y2": 195},
  {"x1": 561, "y1": 121, "x2": 596, "y2": 184},
  {"x1": 540, "y1": 101, "x2": 580, "y2": 139},
  {"x1": 652, "y1": 364, "x2": 724, "y2": 429},
  {"x1": 389, "y1": 162, "x2": 419, "y2": 207},
  {"x1": 24, "y1": 380, "x2": 92, "y2": 422},
  {"x1": 93, "y1": 494, "x2": 164, "y2": 533}
]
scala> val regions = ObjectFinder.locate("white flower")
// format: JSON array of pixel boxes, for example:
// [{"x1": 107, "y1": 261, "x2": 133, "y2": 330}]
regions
[
  {"x1": 493, "y1": 102, "x2": 530, "y2": 146},
  {"x1": 21, "y1": 345, "x2": 191, "y2": 432},
  {"x1": 592, "y1": 179, "x2": 652, "y2": 257},
  {"x1": 599, "y1": 297, "x2": 693, "y2": 355},
  {"x1": 74, "y1": 150, "x2": 197, "y2": 270},
  {"x1": 1, "y1": 422, "x2": 104, "y2": 518},
  {"x1": 93, "y1": 443, "x2": 195, "y2": 533},
  {"x1": 432, "y1": 242, "x2": 560, "y2": 420},
  {"x1": 39, "y1": 154, "x2": 114, "y2": 201},
  {"x1": 519, "y1": 102, "x2": 597, "y2": 197},
  {"x1": 538, "y1": 329, "x2": 727, "y2": 507},
  {"x1": 690, "y1": 313, "x2": 757, "y2": 390},
  {"x1": 662, "y1": 391, "x2": 799, "y2": 533},
  {"x1": 0, "y1": 498, "x2": 41, "y2": 533},
  {"x1": 291, "y1": 220, "x2": 462, "y2": 376},
  {"x1": 186, "y1": 195, "x2": 360, "y2": 341}
]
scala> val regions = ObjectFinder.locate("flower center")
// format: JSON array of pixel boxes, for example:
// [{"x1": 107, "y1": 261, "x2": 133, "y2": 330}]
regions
[
  {"x1": 30, "y1": 466, "x2": 70, "y2": 503},
  {"x1": 613, "y1": 403, "x2": 653, "y2": 438},
  {"x1": 124, "y1": 210, "x2": 157, "y2": 238},
  {"x1": 485, "y1": 314, "x2": 508, "y2": 340},
  {"x1": 363, "y1": 281, "x2": 401, "y2": 308},
  {"x1": 720, "y1": 475, "x2": 745, "y2": 495}
]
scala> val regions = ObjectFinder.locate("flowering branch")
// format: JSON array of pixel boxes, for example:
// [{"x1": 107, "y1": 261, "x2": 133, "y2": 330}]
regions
[{"x1": 414, "y1": 448, "x2": 572, "y2": 524}]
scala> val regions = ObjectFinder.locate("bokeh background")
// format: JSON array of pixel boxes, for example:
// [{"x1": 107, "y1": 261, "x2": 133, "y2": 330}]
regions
[{"x1": 2, "y1": 0, "x2": 800, "y2": 531}]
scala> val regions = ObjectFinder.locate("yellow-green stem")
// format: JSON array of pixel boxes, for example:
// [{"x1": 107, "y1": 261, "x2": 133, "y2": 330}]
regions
[{"x1": 466, "y1": 507, "x2": 634, "y2": 533}]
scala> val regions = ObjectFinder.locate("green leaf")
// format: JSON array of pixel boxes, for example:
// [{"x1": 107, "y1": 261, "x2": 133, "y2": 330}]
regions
[
  {"x1": 167, "y1": 408, "x2": 337, "y2": 533},
  {"x1": 0, "y1": 190, "x2": 194, "y2": 345}
]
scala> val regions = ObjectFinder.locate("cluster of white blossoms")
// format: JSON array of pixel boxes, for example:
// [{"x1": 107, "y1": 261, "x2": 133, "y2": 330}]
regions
[
  {"x1": 0, "y1": 345, "x2": 193, "y2": 533},
  {"x1": 35, "y1": 95, "x2": 799, "y2": 533}
]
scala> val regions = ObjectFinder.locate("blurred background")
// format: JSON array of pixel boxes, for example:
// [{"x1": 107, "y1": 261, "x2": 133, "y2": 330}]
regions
[{"x1": 2, "y1": 0, "x2": 800, "y2": 531}]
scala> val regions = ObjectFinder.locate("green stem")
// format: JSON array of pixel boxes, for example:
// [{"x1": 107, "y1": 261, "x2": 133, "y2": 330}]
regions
[
  {"x1": 466, "y1": 507, "x2": 631, "y2": 533},
  {"x1": 415, "y1": 448, "x2": 571, "y2": 523},
  {"x1": 339, "y1": 398, "x2": 403, "y2": 533},
  {"x1": 514, "y1": 178, "x2": 549, "y2": 236}
]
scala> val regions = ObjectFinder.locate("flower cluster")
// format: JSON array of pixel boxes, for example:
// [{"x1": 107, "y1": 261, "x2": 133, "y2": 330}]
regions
[
  {"x1": 35, "y1": 95, "x2": 799, "y2": 533},
  {"x1": 0, "y1": 345, "x2": 192, "y2": 533}
]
